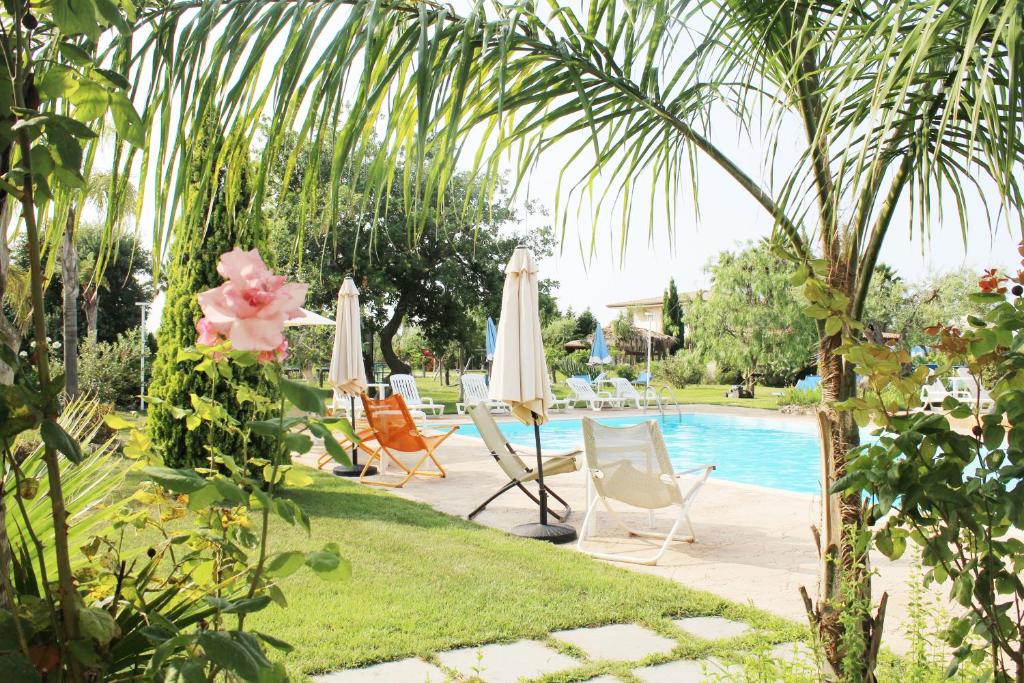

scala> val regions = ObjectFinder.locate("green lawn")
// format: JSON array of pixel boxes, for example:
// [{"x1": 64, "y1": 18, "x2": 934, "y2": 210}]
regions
[{"x1": 238, "y1": 468, "x2": 802, "y2": 680}]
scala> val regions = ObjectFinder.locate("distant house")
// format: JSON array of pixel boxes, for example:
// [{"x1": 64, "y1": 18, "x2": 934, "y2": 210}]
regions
[{"x1": 606, "y1": 290, "x2": 703, "y2": 335}]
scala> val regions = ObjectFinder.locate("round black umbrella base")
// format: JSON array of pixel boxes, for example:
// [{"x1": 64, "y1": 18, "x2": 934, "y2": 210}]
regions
[
  {"x1": 333, "y1": 465, "x2": 375, "y2": 478},
  {"x1": 511, "y1": 522, "x2": 577, "y2": 544}
]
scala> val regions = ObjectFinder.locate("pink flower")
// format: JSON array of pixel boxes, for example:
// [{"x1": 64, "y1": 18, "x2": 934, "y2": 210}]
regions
[
  {"x1": 196, "y1": 248, "x2": 307, "y2": 356},
  {"x1": 195, "y1": 317, "x2": 223, "y2": 347},
  {"x1": 258, "y1": 339, "x2": 289, "y2": 363}
]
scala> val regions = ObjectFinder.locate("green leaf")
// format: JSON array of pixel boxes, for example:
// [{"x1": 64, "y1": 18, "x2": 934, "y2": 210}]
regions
[
  {"x1": 254, "y1": 631, "x2": 294, "y2": 653},
  {"x1": 93, "y1": 0, "x2": 130, "y2": 34},
  {"x1": 824, "y1": 316, "x2": 843, "y2": 337},
  {"x1": 802, "y1": 304, "x2": 830, "y2": 320},
  {"x1": 52, "y1": 0, "x2": 101, "y2": 40},
  {"x1": 280, "y1": 378, "x2": 328, "y2": 414},
  {"x1": 78, "y1": 606, "x2": 120, "y2": 646},
  {"x1": 143, "y1": 466, "x2": 208, "y2": 494},
  {"x1": 161, "y1": 659, "x2": 206, "y2": 683},
  {"x1": 187, "y1": 483, "x2": 220, "y2": 510},
  {"x1": 195, "y1": 631, "x2": 270, "y2": 681},
  {"x1": 102, "y1": 414, "x2": 134, "y2": 430},
  {"x1": 305, "y1": 543, "x2": 351, "y2": 581},
  {"x1": 284, "y1": 468, "x2": 313, "y2": 487},
  {"x1": 58, "y1": 42, "x2": 93, "y2": 65},
  {"x1": 69, "y1": 79, "x2": 110, "y2": 121},
  {"x1": 283, "y1": 432, "x2": 312, "y2": 455},
  {"x1": 264, "y1": 551, "x2": 305, "y2": 578},
  {"x1": 0, "y1": 653, "x2": 40, "y2": 682},
  {"x1": 40, "y1": 419, "x2": 83, "y2": 464},
  {"x1": 109, "y1": 92, "x2": 144, "y2": 147},
  {"x1": 36, "y1": 66, "x2": 79, "y2": 100},
  {"x1": 213, "y1": 478, "x2": 249, "y2": 506}
]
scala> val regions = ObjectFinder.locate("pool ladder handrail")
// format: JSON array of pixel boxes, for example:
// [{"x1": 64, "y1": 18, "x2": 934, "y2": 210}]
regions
[{"x1": 644, "y1": 385, "x2": 683, "y2": 422}]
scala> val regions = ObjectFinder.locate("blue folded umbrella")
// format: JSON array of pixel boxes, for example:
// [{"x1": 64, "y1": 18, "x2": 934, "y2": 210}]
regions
[
  {"x1": 588, "y1": 325, "x2": 611, "y2": 366},
  {"x1": 486, "y1": 317, "x2": 498, "y2": 361}
]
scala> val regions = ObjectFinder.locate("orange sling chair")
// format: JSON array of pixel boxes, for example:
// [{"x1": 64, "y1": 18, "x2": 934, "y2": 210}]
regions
[{"x1": 358, "y1": 393, "x2": 457, "y2": 487}]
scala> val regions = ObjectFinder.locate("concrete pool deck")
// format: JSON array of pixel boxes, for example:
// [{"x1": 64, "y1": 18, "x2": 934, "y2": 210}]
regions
[{"x1": 301, "y1": 404, "x2": 941, "y2": 654}]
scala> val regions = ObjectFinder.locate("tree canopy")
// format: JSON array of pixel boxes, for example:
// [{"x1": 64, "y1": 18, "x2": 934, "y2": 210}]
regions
[
  {"x1": 266, "y1": 135, "x2": 557, "y2": 376},
  {"x1": 688, "y1": 242, "x2": 817, "y2": 393}
]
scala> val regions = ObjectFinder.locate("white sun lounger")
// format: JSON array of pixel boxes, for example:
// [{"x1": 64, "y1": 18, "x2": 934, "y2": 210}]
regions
[
  {"x1": 456, "y1": 374, "x2": 510, "y2": 415},
  {"x1": 389, "y1": 374, "x2": 445, "y2": 416},
  {"x1": 920, "y1": 379, "x2": 954, "y2": 409},
  {"x1": 578, "y1": 418, "x2": 714, "y2": 565},
  {"x1": 566, "y1": 377, "x2": 625, "y2": 411}
]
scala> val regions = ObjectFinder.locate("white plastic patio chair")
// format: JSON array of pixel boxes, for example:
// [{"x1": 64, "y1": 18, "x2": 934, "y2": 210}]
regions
[
  {"x1": 566, "y1": 377, "x2": 625, "y2": 411},
  {"x1": 609, "y1": 377, "x2": 645, "y2": 409},
  {"x1": 578, "y1": 418, "x2": 715, "y2": 566},
  {"x1": 456, "y1": 374, "x2": 510, "y2": 415},
  {"x1": 389, "y1": 374, "x2": 445, "y2": 416},
  {"x1": 920, "y1": 379, "x2": 954, "y2": 409}
]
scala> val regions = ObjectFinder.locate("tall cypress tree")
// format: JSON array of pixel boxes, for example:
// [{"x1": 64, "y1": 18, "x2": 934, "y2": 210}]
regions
[
  {"x1": 663, "y1": 277, "x2": 684, "y2": 345},
  {"x1": 148, "y1": 120, "x2": 280, "y2": 469}
]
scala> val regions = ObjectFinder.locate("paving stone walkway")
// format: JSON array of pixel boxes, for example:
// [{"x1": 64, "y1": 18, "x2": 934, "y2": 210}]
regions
[{"x1": 313, "y1": 617, "x2": 813, "y2": 682}]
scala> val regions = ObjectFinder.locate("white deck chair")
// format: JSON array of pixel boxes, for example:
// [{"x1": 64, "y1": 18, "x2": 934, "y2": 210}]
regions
[
  {"x1": 609, "y1": 377, "x2": 645, "y2": 409},
  {"x1": 566, "y1": 377, "x2": 625, "y2": 411},
  {"x1": 389, "y1": 374, "x2": 445, "y2": 416},
  {"x1": 578, "y1": 418, "x2": 714, "y2": 565},
  {"x1": 456, "y1": 374, "x2": 510, "y2": 415},
  {"x1": 920, "y1": 379, "x2": 954, "y2": 409},
  {"x1": 466, "y1": 404, "x2": 580, "y2": 520}
]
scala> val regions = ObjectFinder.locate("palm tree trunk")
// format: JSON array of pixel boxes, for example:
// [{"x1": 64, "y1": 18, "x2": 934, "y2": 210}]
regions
[
  {"x1": 61, "y1": 208, "x2": 79, "y2": 398},
  {"x1": 82, "y1": 285, "x2": 98, "y2": 344},
  {"x1": 802, "y1": 261, "x2": 887, "y2": 682}
]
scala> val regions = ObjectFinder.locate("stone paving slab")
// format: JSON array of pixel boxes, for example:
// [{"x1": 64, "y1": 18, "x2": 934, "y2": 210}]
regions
[
  {"x1": 551, "y1": 623, "x2": 677, "y2": 661},
  {"x1": 770, "y1": 641, "x2": 817, "y2": 667},
  {"x1": 435, "y1": 639, "x2": 578, "y2": 683},
  {"x1": 633, "y1": 657, "x2": 743, "y2": 682},
  {"x1": 312, "y1": 658, "x2": 445, "y2": 683},
  {"x1": 582, "y1": 676, "x2": 622, "y2": 683},
  {"x1": 673, "y1": 616, "x2": 751, "y2": 640}
]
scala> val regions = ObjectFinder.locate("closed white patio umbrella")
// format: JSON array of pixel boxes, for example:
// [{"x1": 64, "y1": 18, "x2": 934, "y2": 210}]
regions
[
  {"x1": 489, "y1": 246, "x2": 575, "y2": 543},
  {"x1": 327, "y1": 276, "x2": 375, "y2": 477}
]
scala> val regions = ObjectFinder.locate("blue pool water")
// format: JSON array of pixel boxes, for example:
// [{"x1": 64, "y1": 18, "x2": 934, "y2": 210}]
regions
[{"x1": 459, "y1": 413, "x2": 825, "y2": 495}]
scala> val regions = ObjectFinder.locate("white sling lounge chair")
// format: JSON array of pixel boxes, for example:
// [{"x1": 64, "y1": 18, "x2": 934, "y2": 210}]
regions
[
  {"x1": 578, "y1": 418, "x2": 714, "y2": 566},
  {"x1": 467, "y1": 404, "x2": 580, "y2": 520},
  {"x1": 389, "y1": 374, "x2": 445, "y2": 416},
  {"x1": 609, "y1": 377, "x2": 645, "y2": 409},
  {"x1": 566, "y1": 377, "x2": 625, "y2": 411},
  {"x1": 456, "y1": 374, "x2": 510, "y2": 415}
]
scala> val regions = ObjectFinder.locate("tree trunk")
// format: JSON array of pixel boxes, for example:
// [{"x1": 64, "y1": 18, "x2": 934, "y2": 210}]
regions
[
  {"x1": 802, "y1": 269, "x2": 886, "y2": 682},
  {"x1": 379, "y1": 298, "x2": 412, "y2": 376},
  {"x1": 61, "y1": 208, "x2": 79, "y2": 398},
  {"x1": 82, "y1": 284, "x2": 98, "y2": 344},
  {"x1": 0, "y1": 184, "x2": 15, "y2": 611}
]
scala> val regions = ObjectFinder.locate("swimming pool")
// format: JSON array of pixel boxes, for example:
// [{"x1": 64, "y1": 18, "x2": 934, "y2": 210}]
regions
[{"x1": 458, "y1": 413, "x2": 825, "y2": 495}]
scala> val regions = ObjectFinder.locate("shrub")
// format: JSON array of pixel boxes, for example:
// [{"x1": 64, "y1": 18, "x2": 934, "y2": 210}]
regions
[
  {"x1": 77, "y1": 328, "x2": 151, "y2": 409},
  {"x1": 661, "y1": 349, "x2": 705, "y2": 388},
  {"x1": 613, "y1": 364, "x2": 637, "y2": 381},
  {"x1": 147, "y1": 120, "x2": 279, "y2": 470},
  {"x1": 776, "y1": 386, "x2": 822, "y2": 407}
]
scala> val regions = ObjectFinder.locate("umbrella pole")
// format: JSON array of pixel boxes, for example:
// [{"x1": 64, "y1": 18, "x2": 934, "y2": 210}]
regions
[
  {"x1": 533, "y1": 416, "x2": 548, "y2": 526},
  {"x1": 333, "y1": 394, "x2": 376, "y2": 478},
  {"x1": 509, "y1": 411, "x2": 576, "y2": 544}
]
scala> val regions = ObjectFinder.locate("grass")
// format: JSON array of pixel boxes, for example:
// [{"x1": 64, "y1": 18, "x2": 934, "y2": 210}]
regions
[
  {"x1": 371, "y1": 374, "x2": 785, "y2": 413},
  {"x1": 227, "y1": 468, "x2": 803, "y2": 680}
]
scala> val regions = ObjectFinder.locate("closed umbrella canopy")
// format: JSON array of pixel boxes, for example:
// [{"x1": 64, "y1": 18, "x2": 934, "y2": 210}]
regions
[
  {"x1": 588, "y1": 325, "x2": 611, "y2": 365},
  {"x1": 485, "y1": 317, "x2": 498, "y2": 361},
  {"x1": 327, "y1": 278, "x2": 367, "y2": 397},
  {"x1": 489, "y1": 247, "x2": 553, "y2": 425}
]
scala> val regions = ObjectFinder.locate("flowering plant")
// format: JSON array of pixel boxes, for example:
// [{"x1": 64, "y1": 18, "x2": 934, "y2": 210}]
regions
[{"x1": 834, "y1": 247, "x2": 1024, "y2": 680}]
